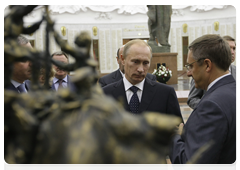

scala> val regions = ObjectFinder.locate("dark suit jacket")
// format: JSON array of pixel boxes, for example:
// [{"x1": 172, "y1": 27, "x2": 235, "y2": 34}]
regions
[
  {"x1": 98, "y1": 69, "x2": 156, "y2": 88},
  {"x1": 51, "y1": 75, "x2": 76, "y2": 91},
  {"x1": 170, "y1": 75, "x2": 236, "y2": 164},
  {"x1": 6, "y1": 80, "x2": 31, "y2": 93},
  {"x1": 187, "y1": 64, "x2": 236, "y2": 109},
  {"x1": 103, "y1": 77, "x2": 183, "y2": 121}
]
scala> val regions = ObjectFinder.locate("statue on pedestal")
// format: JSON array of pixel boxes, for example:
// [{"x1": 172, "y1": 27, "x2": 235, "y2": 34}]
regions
[{"x1": 147, "y1": 5, "x2": 172, "y2": 53}]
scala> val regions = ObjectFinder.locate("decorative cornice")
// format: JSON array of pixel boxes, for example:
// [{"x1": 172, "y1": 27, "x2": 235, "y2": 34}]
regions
[
  {"x1": 188, "y1": 5, "x2": 228, "y2": 12},
  {"x1": 31, "y1": 5, "x2": 230, "y2": 17},
  {"x1": 5, "y1": 5, "x2": 230, "y2": 16},
  {"x1": 47, "y1": 5, "x2": 148, "y2": 15},
  {"x1": 95, "y1": 12, "x2": 112, "y2": 20}
]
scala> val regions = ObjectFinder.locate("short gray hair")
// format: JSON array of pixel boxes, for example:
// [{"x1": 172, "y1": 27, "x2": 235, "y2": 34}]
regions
[
  {"x1": 51, "y1": 51, "x2": 69, "y2": 63},
  {"x1": 123, "y1": 39, "x2": 152, "y2": 59}
]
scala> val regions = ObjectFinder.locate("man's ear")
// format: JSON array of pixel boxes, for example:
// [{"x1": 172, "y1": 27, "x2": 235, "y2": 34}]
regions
[
  {"x1": 204, "y1": 59, "x2": 212, "y2": 72},
  {"x1": 120, "y1": 54, "x2": 125, "y2": 65}
]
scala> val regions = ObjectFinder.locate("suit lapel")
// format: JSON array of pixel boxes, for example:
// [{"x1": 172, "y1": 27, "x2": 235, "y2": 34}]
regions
[
  {"x1": 25, "y1": 80, "x2": 31, "y2": 91},
  {"x1": 51, "y1": 81, "x2": 56, "y2": 91},
  {"x1": 112, "y1": 80, "x2": 129, "y2": 111},
  {"x1": 139, "y1": 78, "x2": 157, "y2": 112},
  {"x1": 199, "y1": 75, "x2": 235, "y2": 103},
  {"x1": 8, "y1": 83, "x2": 19, "y2": 92}
]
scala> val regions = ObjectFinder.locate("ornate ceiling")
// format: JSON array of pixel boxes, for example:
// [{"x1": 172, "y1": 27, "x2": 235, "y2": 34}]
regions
[{"x1": 37, "y1": 5, "x2": 229, "y2": 16}]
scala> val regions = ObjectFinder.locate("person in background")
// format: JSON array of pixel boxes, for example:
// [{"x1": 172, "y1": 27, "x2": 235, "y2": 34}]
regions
[
  {"x1": 38, "y1": 67, "x2": 55, "y2": 87},
  {"x1": 187, "y1": 35, "x2": 236, "y2": 109},
  {"x1": 6, "y1": 35, "x2": 32, "y2": 93},
  {"x1": 51, "y1": 51, "x2": 75, "y2": 91}
]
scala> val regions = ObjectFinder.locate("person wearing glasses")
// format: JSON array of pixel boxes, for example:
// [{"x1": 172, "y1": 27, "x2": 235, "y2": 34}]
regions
[
  {"x1": 170, "y1": 34, "x2": 236, "y2": 164},
  {"x1": 187, "y1": 35, "x2": 236, "y2": 109}
]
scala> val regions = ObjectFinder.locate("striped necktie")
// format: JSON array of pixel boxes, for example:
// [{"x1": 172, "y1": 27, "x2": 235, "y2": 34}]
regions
[
  {"x1": 17, "y1": 84, "x2": 26, "y2": 93},
  {"x1": 58, "y1": 79, "x2": 64, "y2": 90}
]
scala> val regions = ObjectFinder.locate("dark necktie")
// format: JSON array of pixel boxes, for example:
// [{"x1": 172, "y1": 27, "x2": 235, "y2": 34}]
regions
[
  {"x1": 17, "y1": 84, "x2": 26, "y2": 93},
  {"x1": 58, "y1": 79, "x2": 63, "y2": 90},
  {"x1": 129, "y1": 86, "x2": 140, "y2": 114}
]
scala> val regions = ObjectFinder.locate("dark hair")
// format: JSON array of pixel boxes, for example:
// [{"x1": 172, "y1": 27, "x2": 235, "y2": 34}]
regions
[
  {"x1": 188, "y1": 34, "x2": 231, "y2": 71},
  {"x1": 51, "y1": 51, "x2": 69, "y2": 63},
  {"x1": 223, "y1": 35, "x2": 236, "y2": 45},
  {"x1": 117, "y1": 48, "x2": 120, "y2": 58},
  {"x1": 17, "y1": 35, "x2": 29, "y2": 45},
  {"x1": 122, "y1": 39, "x2": 152, "y2": 59}
]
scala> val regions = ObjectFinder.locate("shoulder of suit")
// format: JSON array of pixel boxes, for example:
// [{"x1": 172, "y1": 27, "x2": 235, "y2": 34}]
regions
[
  {"x1": 103, "y1": 78, "x2": 122, "y2": 89},
  {"x1": 100, "y1": 70, "x2": 118, "y2": 80},
  {"x1": 231, "y1": 64, "x2": 236, "y2": 69}
]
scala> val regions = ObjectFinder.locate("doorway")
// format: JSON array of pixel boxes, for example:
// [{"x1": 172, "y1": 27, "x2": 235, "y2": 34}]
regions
[{"x1": 182, "y1": 36, "x2": 189, "y2": 68}]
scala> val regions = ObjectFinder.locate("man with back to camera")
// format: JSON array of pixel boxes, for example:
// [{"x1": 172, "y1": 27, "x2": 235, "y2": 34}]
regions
[
  {"x1": 98, "y1": 45, "x2": 156, "y2": 88},
  {"x1": 187, "y1": 35, "x2": 236, "y2": 109},
  {"x1": 170, "y1": 34, "x2": 236, "y2": 163},
  {"x1": 7, "y1": 35, "x2": 32, "y2": 93},
  {"x1": 51, "y1": 51, "x2": 75, "y2": 91},
  {"x1": 103, "y1": 39, "x2": 183, "y2": 121}
]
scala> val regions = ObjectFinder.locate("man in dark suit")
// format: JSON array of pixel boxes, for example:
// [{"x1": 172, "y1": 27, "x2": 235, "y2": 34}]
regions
[
  {"x1": 98, "y1": 45, "x2": 156, "y2": 88},
  {"x1": 6, "y1": 35, "x2": 32, "y2": 93},
  {"x1": 170, "y1": 34, "x2": 236, "y2": 163},
  {"x1": 103, "y1": 39, "x2": 183, "y2": 121},
  {"x1": 51, "y1": 51, "x2": 75, "y2": 91},
  {"x1": 187, "y1": 35, "x2": 236, "y2": 109}
]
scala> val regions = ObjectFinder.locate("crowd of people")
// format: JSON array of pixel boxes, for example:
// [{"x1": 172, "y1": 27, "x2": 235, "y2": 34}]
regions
[{"x1": 6, "y1": 33, "x2": 236, "y2": 164}]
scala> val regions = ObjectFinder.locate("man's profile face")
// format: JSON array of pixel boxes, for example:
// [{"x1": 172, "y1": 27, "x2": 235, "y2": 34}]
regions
[
  {"x1": 117, "y1": 46, "x2": 125, "y2": 73},
  {"x1": 12, "y1": 61, "x2": 32, "y2": 83},
  {"x1": 121, "y1": 44, "x2": 151, "y2": 85},
  {"x1": 52, "y1": 54, "x2": 69, "y2": 80},
  {"x1": 12, "y1": 42, "x2": 32, "y2": 83},
  {"x1": 186, "y1": 50, "x2": 207, "y2": 90},
  {"x1": 227, "y1": 40, "x2": 236, "y2": 63}
]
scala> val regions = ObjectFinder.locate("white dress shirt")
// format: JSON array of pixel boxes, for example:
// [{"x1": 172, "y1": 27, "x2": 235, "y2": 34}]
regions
[
  {"x1": 11, "y1": 79, "x2": 27, "y2": 93},
  {"x1": 53, "y1": 76, "x2": 68, "y2": 90},
  {"x1": 207, "y1": 73, "x2": 231, "y2": 91},
  {"x1": 123, "y1": 75, "x2": 145, "y2": 104}
]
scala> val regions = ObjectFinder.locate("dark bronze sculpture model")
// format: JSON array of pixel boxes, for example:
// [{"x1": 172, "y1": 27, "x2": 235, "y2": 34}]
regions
[
  {"x1": 147, "y1": 5, "x2": 172, "y2": 53},
  {"x1": 4, "y1": 5, "x2": 182, "y2": 164}
]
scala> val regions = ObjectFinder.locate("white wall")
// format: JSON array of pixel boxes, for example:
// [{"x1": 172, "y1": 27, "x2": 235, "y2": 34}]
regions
[{"x1": 5, "y1": 5, "x2": 236, "y2": 72}]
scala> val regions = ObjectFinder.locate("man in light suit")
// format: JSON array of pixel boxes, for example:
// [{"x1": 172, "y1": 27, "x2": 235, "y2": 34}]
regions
[
  {"x1": 51, "y1": 51, "x2": 75, "y2": 91},
  {"x1": 187, "y1": 35, "x2": 236, "y2": 109},
  {"x1": 98, "y1": 45, "x2": 156, "y2": 88},
  {"x1": 103, "y1": 39, "x2": 183, "y2": 121},
  {"x1": 7, "y1": 35, "x2": 32, "y2": 93},
  {"x1": 170, "y1": 34, "x2": 236, "y2": 163}
]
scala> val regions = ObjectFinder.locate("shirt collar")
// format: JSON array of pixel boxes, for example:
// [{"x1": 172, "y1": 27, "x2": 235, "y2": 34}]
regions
[
  {"x1": 53, "y1": 75, "x2": 68, "y2": 84},
  {"x1": 123, "y1": 75, "x2": 145, "y2": 91},
  {"x1": 207, "y1": 73, "x2": 231, "y2": 91},
  {"x1": 11, "y1": 79, "x2": 25, "y2": 88}
]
